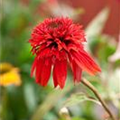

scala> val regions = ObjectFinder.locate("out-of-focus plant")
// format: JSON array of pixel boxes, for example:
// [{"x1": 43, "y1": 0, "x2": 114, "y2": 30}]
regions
[
  {"x1": 109, "y1": 35, "x2": 120, "y2": 62},
  {"x1": 0, "y1": 63, "x2": 21, "y2": 86},
  {"x1": 0, "y1": 63, "x2": 22, "y2": 120}
]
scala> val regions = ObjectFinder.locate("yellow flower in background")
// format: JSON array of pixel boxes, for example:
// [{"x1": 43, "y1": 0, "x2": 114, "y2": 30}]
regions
[{"x1": 0, "y1": 63, "x2": 22, "y2": 86}]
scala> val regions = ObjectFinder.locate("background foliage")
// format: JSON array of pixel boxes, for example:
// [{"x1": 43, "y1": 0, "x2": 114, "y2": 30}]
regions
[{"x1": 0, "y1": 0, "x2": 120, "y2": 120}]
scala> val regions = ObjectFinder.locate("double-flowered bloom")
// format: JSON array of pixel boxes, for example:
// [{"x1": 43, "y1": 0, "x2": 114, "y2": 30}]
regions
[{"x1": 29, "y1": 17, "x2": 101, "y2": 88}]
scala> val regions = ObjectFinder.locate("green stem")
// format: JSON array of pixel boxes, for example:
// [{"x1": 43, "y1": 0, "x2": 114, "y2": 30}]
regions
[{"x1": 81, "y1": 78, "x2": 116, "y2": 120}]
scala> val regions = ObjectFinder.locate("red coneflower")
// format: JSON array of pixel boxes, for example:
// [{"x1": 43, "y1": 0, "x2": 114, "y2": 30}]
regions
[{"x1": 29, "y1": 17, "x2": 101, "y2": 89}]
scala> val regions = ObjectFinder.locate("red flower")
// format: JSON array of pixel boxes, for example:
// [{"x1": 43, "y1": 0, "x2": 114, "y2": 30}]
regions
[{"x1": 29, "y1": 17, "x2": 101, "y2": 89}]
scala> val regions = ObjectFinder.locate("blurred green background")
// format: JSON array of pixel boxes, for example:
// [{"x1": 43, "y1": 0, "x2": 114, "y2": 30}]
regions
[{"x1": 0, "y1": 0, "x2": 120, "y2": 120}]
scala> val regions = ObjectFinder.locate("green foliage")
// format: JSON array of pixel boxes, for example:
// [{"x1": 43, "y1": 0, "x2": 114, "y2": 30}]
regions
[{"x1": 64, "y1": 93, "x2": 101, "y2": 107}]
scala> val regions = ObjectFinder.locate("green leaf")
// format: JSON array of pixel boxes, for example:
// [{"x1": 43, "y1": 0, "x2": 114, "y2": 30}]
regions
[
  {"x1": 64, "y1": 93, "x2": 101, "y2": 107},
  {"x1": 23, "y1": 83, "x2": 37, "y2": 113},
  {"x1": 108, "y1": 68, "x2": 120, "y2": 93}
]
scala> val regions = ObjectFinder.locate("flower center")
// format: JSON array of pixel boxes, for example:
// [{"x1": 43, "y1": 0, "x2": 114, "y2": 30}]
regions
[
  {"x1": 50, "y1": 42, "x2": 58, "y2": 48},
  {"x1": 0, "y1": 68, "x2": 11, "y2": 75},
  {"x1": 48, "y1": 21, "x2": 62, "y2": 28}
]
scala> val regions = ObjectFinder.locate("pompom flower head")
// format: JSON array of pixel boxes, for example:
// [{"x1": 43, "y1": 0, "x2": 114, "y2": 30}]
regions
[{"x1": 29, "y1": 17, "x2": 101, "y2": 89}]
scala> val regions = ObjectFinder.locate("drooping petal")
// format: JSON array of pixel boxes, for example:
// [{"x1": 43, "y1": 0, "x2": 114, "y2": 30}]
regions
[
  {"x1": 53, "y1": 69, "x2": 58, "y2": 88},
  {"x1": 71, "y1": 50, "x2": 101, "y2": 75},
  {"x1": 69, "y1": 55, "x2": 82, "y2": 83},
  {"x1": 40, "y1": 58, "x2": 52, "y2": 86},
  {"x1": 53, "y1": 59, "x2": 67, "y2": 89},
  {"x1": 35, "y1": 58, "x2": 44, "y2": 84},
  {"x1": 74, "y1": 64, "x2": 82, "y2": 83}
]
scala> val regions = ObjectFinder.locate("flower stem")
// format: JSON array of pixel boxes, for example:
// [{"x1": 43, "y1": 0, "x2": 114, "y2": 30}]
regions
[{"x1": 81, "y1": 78, "x2": 116, "y2": 120}]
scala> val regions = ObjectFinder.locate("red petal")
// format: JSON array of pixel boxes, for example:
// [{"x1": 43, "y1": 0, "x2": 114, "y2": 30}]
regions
[
  {"x1": 53, "y1": 59, "x2": 67, "y2": 89},
  {"x1": 74, "y1": 65, "x2": 82, "y2": 83},
  {"x1": 40, "y1": 58, "x2": 52, "y2": 86},
  {"x1": 35, "y1": 58, "x2": 44, "y2": 84},
  {"x1": 53, "y1": 69, "x2": 58, "y2": 88},
  {"x1": 69, "y1": 55, "x2": 82, "y2": 83},
  {"x1": 71, "y1": 50, "x2": 101, "y2": 75}
]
